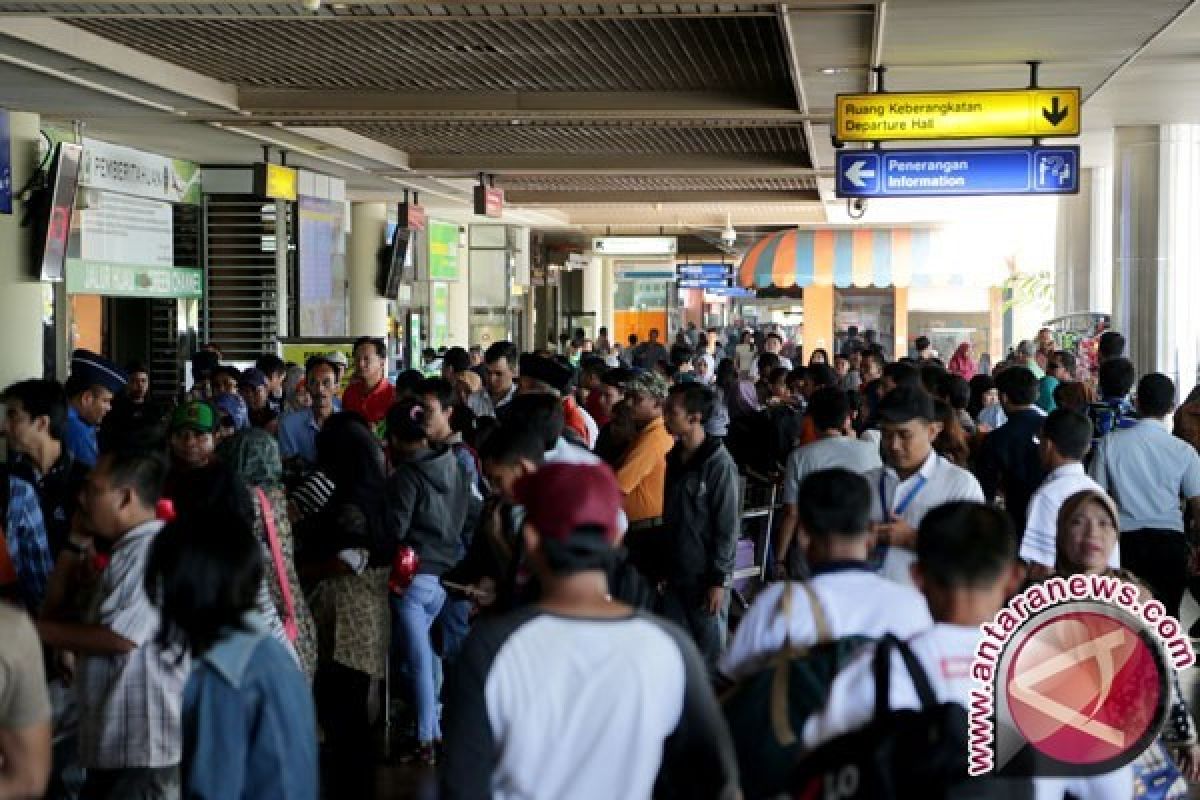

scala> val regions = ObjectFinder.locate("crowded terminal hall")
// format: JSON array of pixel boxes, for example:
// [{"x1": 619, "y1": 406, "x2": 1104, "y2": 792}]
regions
[{"x1": 1, "y1": 321, "x2": 1198, "y2": 800}]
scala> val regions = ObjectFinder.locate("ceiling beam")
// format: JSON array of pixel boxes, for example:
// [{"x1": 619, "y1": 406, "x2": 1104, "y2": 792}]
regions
[
  {"x1": 507, "y1": 190, "x2": 819, "y2": 204},
  {"x1": 1, "y1": 19, "x2": 238, "y2": 110},
  {"x1": 5, "y1": 0, "x2": 879, "y2": 6},
  {"x1": 403, "y1": 154, "x2": 816, "y2": 175},
  {"x1": 238, "y1": 89, "x2": 807, "y2": 120}
]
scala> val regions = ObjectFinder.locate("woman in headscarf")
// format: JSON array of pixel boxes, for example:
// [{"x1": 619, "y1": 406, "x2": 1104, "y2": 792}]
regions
[
  {"x1": 1044, "y1": 490, "x2": 1200, "y2": 791},
  {"x1": 219, "y1": 428, "x2": 318, "y2": 682},
  {"x1": 948, "y1": 341, "x2": 977, "y2": 381},
  {"x1": 294, "y1": 411, "x2": 391, "y2": 799}
]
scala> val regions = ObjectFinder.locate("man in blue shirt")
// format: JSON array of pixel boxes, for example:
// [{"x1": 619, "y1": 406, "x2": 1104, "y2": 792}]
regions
[
  {"x1": 278, "y1": 355, "x2": 340, "y2": 468},
  {"x1": 63, "y1": 350, "x2": 127, "y2": 469}
]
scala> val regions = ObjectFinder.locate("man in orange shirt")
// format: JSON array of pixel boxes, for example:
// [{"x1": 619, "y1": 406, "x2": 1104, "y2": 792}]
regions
[
  {"x1": 342, "y1": 336, "x2": 395, "y2": 431},
  {"x1": 617, "y1": 371, "x2": 675, "y2": 578}
]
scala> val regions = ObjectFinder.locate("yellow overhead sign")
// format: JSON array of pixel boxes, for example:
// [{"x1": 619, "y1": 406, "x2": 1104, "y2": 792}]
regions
[
  {"x1": 254, "y1": 163, "x2": 298, "y2": 201},
  {"x1": 835, "y1": 88, "x2": 1080, "y2": 141}
]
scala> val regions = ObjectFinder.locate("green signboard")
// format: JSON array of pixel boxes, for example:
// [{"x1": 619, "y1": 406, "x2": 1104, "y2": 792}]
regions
[
  {"x1": 66, "y1": 258, "x2": 203, "y2": 298},
  {"x1": 428, "y1": 221, "x2": 460, "y2": 281}
]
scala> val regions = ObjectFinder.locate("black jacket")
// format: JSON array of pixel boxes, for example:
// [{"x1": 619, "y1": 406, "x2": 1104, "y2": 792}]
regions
[
  {"x1": 663, "y1": 437, "x2": 740, "y2": 588},
  {"x1": 976, "y1": 407, "x2": 1045, "y2": 533},
  {"x1": 387, "y1": 445, "x2": 476, "y2": 576}
]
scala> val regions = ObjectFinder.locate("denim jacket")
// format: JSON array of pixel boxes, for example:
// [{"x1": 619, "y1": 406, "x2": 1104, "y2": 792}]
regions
[{"x1": 182, "y1": 613, "x2": 318, "y2": 800}]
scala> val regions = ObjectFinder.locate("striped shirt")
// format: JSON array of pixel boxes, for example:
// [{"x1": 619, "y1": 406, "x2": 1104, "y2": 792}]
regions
[{"x1": 78, "y1": 519, "x2": 190, "y2": 768}]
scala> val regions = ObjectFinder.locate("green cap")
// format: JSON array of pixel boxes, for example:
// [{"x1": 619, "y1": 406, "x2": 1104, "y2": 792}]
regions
[{"x1": 170, "y1": 401, "x2": 216, "y2": 434}]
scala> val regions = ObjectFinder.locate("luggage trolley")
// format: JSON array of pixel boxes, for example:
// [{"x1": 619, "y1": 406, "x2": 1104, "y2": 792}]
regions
[{"x1": 731, "y1": 467, "x2": 782, "y2": 613}]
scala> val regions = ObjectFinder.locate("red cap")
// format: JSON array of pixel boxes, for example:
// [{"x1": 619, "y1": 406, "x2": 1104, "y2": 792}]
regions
[{"x1": 514, "y1": 462, "x2": 622, "y2": 545}]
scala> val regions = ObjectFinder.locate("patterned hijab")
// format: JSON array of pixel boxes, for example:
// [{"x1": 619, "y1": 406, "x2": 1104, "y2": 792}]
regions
[{"x1": 218, "y1": 427, "x2": 283, "y2": 489}]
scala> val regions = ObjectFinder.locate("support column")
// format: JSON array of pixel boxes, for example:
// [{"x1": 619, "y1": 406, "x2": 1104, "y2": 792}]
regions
[
  {"x1": 1089, "y1": 165, "x2": 1114, "y2": 314},
  {"x1": 802, "y1": 284, "x2": 834, "y2": 359},
  {"x1": 347, "y1": 202, "x2": 389, "y2": 337},
  {"x1": 893, "y1": 287, "x2": 909, "y2": 359},
  {"x1": 1055, "y1": 169, "x2": 1092, "y2": 317},
  {"x1": 582, "y1": 256, "x2": 603, "y2": 335},
  {"x1": 1113, "y1": 125, "x2": 1200, "y2": 395},
  {"x1": 0, "y1": 111, "x2": 46, "y2": 389},
  {"x1": 599, "y1": 258, "x2": 615, "y2": 337}
]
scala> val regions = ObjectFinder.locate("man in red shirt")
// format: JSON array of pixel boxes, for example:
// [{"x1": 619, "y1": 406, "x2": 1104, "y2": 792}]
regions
[{"x1": 342, "y1": 336, "x2": 395, "y2": 430}]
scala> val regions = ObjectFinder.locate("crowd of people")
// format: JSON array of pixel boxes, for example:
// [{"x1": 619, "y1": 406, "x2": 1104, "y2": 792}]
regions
[{"x1": 1, "y1": 320, "x2": 1199, "y2": 799}]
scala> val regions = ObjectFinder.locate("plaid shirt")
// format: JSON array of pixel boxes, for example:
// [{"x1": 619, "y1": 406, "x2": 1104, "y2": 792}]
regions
[
  {"x1": 78, "y1": 519, "x2": 190, "y2": 769},
  {"x1": 5, "y1": 474, "x2": 53, "y2": 612}
]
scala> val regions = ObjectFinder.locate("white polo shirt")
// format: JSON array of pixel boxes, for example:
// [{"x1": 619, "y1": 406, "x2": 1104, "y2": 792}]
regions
[
  {"x1": 1019, "y1": 463, "x2": 1118, "y2": 569},
  {"x1": 718, "y1": 565, "x2": 932, "y2": 680},
  {"x1": 867, "y1": 451, "x2": 984, "y2": 586}
]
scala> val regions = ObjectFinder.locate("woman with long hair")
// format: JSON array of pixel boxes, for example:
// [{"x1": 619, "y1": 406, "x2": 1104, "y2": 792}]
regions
[
  {"x1": 932, "y1": 399, "x2": 971, "y2": 469},
  {"x1": 145, "y1": 510, "x2": 318, "y2": 800},
  {"x1": 808, "y1": 348, "x2": 830, "y2": 367},
  {"x1": 296, "y1": 412, "x2": 391, "y2": 799}
]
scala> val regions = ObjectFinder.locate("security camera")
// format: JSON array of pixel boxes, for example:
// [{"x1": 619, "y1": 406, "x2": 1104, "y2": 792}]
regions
[{"x1": 720, "y1": 226, "x2": 737, "y2": 249}]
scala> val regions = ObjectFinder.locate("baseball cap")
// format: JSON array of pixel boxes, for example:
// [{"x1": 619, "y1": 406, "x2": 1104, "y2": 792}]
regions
[
  {"x1": 877, "y1": 386, "x2": 936, "y2": 424},
  {"x1": 622, "y1": 370, "x2": 669, "y2": 401},
  {"x1": 519, "y1": 353, "x2": 573, "y2": 394},
  {"x1": 326, "y1": 350, "x2": 349, "y2": 369},
  {"x1": 213, "y1": 393, "x2": 249, "y2": 431},
  {"x1": 170, "y1": 401, "x2": 216, "y2": 434},
  {"x1": 237, "y1": 367, "x2": 268, "y2": 389},
  {"x1": 70, "y1": 349, "x2": 128, "y2": 395},
  {"x1": 514, "y1": 462, "x2": 623, "y2": 549}
]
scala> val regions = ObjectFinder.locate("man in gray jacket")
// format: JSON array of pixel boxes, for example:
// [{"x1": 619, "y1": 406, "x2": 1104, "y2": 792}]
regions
[{"x1": 661, "y1": 383, "x2": 740, "y2": 673}]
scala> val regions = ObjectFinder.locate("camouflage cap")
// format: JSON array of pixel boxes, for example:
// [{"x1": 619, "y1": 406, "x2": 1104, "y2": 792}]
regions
[{"x1": 623, "y1": 370, "x2": 669, "y2": 401}]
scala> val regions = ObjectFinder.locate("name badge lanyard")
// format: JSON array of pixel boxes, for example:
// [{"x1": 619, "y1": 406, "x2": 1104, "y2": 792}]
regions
[{"x1": 871, "y1": 473, "x2": 928, "y2": 569}]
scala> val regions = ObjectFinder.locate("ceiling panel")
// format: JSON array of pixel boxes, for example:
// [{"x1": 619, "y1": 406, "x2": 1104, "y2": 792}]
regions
[
  {"x1": 497, "y1": 174, "x2": 817, "y2": 192},
  {"x1": 340, "y1": 120, "x2": 807, "y2": 156},
  {"x1": 67, "y1": 15, "x2": 791, "y2": 94},
  {"x1": 2, "y1": 2, "x2": 777, "y2": 15}
]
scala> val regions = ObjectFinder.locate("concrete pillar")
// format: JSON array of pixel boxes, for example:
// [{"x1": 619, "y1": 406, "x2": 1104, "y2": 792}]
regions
[
  {"x1": 347, "y1": 202, "x2": 389, "y2": 337},
  {"x1": 1089, "y1": 165, "x2": 1114, "y2": 314},
  {"x1": 0, "y1": 111, "x2": 46, "y2": 388},
  {"x1": 446, "y1": 234, "x2": 469, "y2": 347},
  {"x1": 1113, "y1": 125, "x2": 1200, "y2": 395},
  {"x1": 599, "y1": 258, "x2": 615, "y2": 337},
  {"x1": 582, "y1": 256, "x2": 603, "y2": 334},
  {"x1": 803, "y1": 285, "x2": 834, "y2": 359},
  {"x1": 1055, "y1": 169, "x2": 1092, "y2": 317},
  {"x1": 893, "y1": 287, "x2": 909, "y2": 360}
]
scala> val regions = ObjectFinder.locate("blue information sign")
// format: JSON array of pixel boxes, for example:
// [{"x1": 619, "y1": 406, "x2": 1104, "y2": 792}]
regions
[
  {"x1": 706, "y1": 287, "x2": 755, "y2": 298},
  {"x1": 677, "y1": 263, "x2": 732, "y2": 278},
  {"x1": 835, "y1": 146, "x2": 1080, "y2": 198},
  {"x1": 678, "y1": 277, "x2": 732, "y2": 290},
  {"x1": 0, "y1": 110, "x2": 10, "y2": 215}
]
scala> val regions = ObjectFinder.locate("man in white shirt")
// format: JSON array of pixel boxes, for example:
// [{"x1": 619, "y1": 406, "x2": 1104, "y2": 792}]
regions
[
  {"x1": 802, "y1": 502, "x2": 1129, "y2": 799},
  {"x1": 1090, "y1": 372, "x2": 1200, "y2": 620},
  {"x1": 722, "y1": 468, "x2": 931, "y2": 680},
  {"x1": 773, "y1": 388, "x2": 882, "y2": 579},
  {"x1": 1021, "y1": 409, "x2": 1115, "y2": 578},
  {"x1": 866, "y1": 387, "x2": 984, "y2": 586}
]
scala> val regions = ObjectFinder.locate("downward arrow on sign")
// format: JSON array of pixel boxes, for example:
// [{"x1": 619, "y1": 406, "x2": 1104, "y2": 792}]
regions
[{"x1": 1042, "y1": 96, "x2": 1070, "y2": 127}]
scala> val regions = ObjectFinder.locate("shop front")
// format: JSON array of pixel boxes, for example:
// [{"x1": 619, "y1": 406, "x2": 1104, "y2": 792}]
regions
[
  {"x1": 738, "y1": 227, "x2": 1008, "y2": 361},
  {"x1": 64, "y1": 137, "x2": 203, "y2": 399}
]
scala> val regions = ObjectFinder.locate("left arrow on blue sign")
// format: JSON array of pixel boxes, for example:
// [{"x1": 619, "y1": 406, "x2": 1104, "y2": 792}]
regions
[{"x1": 835, "y1": 146, "x2": 1080, "y2": 199}]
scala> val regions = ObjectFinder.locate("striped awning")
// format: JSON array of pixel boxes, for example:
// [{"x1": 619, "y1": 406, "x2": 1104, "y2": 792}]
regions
[{"x1": 737, "y1": 227, "x2": 1005, "y2": 289}]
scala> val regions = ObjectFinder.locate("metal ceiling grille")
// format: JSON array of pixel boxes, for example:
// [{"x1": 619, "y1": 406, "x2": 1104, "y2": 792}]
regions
[
  {"x1": 6, "y1": 3, "x2": 777, "y2": 15},
  {"x1": 498, "y1": 174, "x2": 817, "y2": 191},
  {"x1": 202, "y1": 195, "x2": 288, "y2": 360},
  {"x1": 347, "y1": 122, "x2": 806, "y2": 155},
  {"x1": 68, "y1": 16, "x2": 790, "y2": 93}
]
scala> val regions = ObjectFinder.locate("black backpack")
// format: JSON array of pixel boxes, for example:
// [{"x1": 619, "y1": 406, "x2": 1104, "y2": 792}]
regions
[
  {"x1": 792, "y1": 634, "x2": 1033, "y2": 799},
  {"x1": 721, "y1": 582, "x2": 872, "y2": 799}
]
